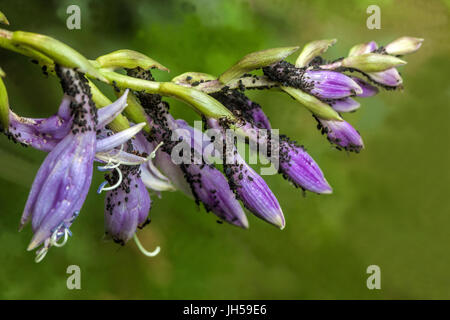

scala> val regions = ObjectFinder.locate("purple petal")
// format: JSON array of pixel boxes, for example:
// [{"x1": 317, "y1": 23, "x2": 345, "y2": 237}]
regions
[
  {"x1": 27, "y1": 130, "x2": 96, "y2": 250},
  {"x1": 225, "y1": 152, "x2": 285, "y2": 229}
]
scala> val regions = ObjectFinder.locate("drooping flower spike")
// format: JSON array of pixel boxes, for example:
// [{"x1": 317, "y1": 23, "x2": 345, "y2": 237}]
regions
[{"x1": 0, "y1": 24, "x2": 422, "y2": 261}]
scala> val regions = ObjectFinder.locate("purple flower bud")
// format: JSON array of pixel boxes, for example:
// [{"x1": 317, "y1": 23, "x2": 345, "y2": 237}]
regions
[
  {"x1": 329, "y1": 98, "x2": 360, "y2": 113},
  {"x1": 303, "y1": 70, "x2": 363, "y2": 99},
  {"x1": 104, "y1": 165, "x2": 151, "y2": 245},
  {"x1": 316, "y1": 118, "x2": 364, "y2": 152},
  {"x1": 224, "y1": 152, "x2": 285, "y2": 228},
  {"x1": 348, "y1": 41, "x2": 378, "y2": 56}
]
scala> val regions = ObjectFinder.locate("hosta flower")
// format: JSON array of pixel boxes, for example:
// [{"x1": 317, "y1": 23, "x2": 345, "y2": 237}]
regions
[{"x1": 126, "y1": 70, "x2": 249, "y2": 228}]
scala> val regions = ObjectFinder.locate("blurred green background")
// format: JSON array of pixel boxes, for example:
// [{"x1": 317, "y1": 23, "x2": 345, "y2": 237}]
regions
[{"x1": 0, "y1": 0, "x2": 449, "y2": 299}]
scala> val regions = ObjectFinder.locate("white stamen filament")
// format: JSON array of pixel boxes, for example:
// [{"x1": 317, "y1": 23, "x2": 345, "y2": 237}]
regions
[{"x1": 133, "y1": 233, "x2": 160, "y2": 257}]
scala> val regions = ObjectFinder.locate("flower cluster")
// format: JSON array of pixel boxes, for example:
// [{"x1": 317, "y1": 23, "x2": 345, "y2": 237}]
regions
[{"x1": 0, "y1": 23, "x2": 422, "y2": 262}]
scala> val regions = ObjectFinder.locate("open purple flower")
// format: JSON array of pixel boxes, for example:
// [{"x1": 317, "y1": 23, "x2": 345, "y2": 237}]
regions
[
  {"x1": 315, "y1": 117, "x2": 364, "y2": 152},
  {"x1": 19, "y1": 67, "x2": 97, "y2": 262}
]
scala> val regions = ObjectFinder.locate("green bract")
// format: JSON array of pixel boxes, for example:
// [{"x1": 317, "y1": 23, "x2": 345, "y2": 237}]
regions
[
  {"x1": 159, "y1": 82, "x2": 236, "y2": 120},
  {"x1": 281, "y1": 86, "x2": 342, "y2": 121}
]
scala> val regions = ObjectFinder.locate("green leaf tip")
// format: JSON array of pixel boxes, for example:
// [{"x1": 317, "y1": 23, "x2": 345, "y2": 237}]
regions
[
  {"x1": 219, "y1": 46, "x2": 299, "y2": 84},
  {"x1": 96, "y1": 49, "x2": 169, "y2": 72}
]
